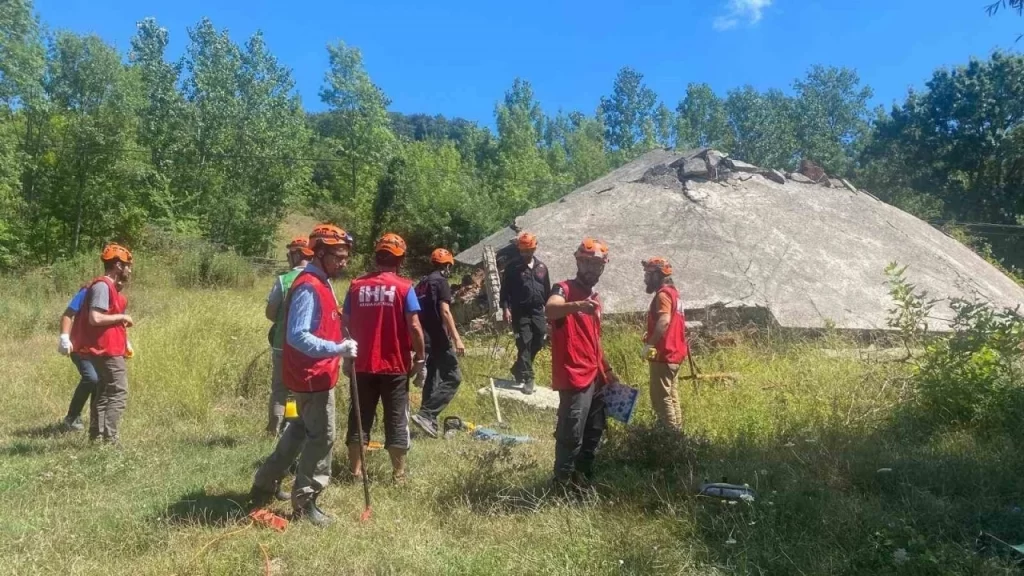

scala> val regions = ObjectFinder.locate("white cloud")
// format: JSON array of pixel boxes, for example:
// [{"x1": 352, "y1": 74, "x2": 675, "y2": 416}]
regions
[
  {"x1": 712, "y1": 16, "x2": 739, "y2": 31},
  {"x1": 713, "y1": 0, "x2": 773, "y2": 31}
]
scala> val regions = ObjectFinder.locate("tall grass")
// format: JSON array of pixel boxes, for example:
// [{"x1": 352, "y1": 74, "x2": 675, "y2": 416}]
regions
[{"x1": 1, "y1": 266, "x2": 1022, "y2": 575}]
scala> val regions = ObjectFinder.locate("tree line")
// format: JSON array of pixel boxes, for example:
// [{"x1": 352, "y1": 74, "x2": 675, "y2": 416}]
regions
[{"x1": 2, "y1": 0, "x2": 1023, "y2": 271}]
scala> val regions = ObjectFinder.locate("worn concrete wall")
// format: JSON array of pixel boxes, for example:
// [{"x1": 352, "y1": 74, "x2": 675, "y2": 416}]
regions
[{"x1": 457, "y1": 150, "x2": 1024, "y2": 331}]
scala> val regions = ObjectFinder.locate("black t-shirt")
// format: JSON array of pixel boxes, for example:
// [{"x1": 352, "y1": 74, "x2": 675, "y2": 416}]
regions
[{"x1": 415, "y1": 270, "x2": 453, "y2": 349}]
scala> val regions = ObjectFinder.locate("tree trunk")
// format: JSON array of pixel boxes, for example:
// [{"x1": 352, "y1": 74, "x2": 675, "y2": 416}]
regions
[{"x1": 73, "y1": 155, "x2": 85, "y2": 254}]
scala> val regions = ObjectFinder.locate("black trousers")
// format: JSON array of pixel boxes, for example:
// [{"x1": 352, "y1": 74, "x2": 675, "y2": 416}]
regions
[
  {"x1": 345, "y1": 373, "x2": 410, "y2": 450},
  {"x1": 511, "y1": 313, "x2": 546, "y2": 384},
  {"x1": 418, "y1": 346, "x2": 462, "y2": 424},
  {"x1": 553, "y1": 381, "x2": 607, "y2": 481}
]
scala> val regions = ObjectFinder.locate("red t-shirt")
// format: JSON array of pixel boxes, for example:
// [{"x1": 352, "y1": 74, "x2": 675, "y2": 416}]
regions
[
  {"x1": 345, "y1": 271, "x2": 416, "y2": 375},
  {"x1": 549, "y1": 279, "x2": 611, "y2": 391}
]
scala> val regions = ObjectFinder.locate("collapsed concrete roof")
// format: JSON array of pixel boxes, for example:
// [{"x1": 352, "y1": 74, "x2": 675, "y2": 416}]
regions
[{"x1": 457, "y1": 149, "x2": 1024, "y2": 331}]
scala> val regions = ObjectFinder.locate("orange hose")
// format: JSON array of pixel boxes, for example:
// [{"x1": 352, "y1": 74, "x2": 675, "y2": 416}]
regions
[{"x1": 259, "y1": 543, "x2": 271, "y2": 576}]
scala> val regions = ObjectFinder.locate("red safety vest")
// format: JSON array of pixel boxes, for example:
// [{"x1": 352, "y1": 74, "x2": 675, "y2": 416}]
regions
[
  {"x1": 71, "y1": 276, "x2": 127, "y2": 357},
  {"x1": 646, "y1": 284, "x2": 688, "y2": 364},
  {"x1": 347, "y1": 271, "x2": 414, "y2": 375},
  {"x1": 550, "y1": 280, "x2": 607, "y2": 391},
  {"x1": 282, "y1": 271, "x2": 342, "y2": 393}
]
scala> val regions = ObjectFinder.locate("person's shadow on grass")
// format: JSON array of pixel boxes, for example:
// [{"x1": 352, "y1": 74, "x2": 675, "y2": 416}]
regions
[
  {"x1": 12, "y1": 422, "x2": 68, "y2": 439},
  {"x1": 161, "y1": 488, "x2": 251, "y2": 527}
]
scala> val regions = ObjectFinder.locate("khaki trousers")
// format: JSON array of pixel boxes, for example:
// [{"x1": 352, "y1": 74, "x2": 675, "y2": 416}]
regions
[{"x1": 648, "y1": 362, "x2": 681, "y2": 430}]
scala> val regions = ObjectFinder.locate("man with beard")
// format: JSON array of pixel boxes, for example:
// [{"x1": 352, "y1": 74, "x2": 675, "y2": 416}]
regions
[
  {"x1": 545, "y1": 238, "x2": 622, "y2": 489},
  {"x1": 71, "y1": 243, "x2": 134, "y2": 444},
  {"x1": 250, "y1": 224, "x2": 358, "y2": 527},
  {"x1": 641, "y1": 257, "x2": 688, "y2": 430}
]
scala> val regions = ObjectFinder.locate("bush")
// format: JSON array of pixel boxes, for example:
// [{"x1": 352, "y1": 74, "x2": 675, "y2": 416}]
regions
[
  {"x1": 172, "y1": 246, "x2": 257, "y2": 290},
  {"x1": 914, "y1": 300, "x2": 1024, "y2": 433},
  {"x1": 887, "y1": 264, "x2": 1024, "y2": 435}
]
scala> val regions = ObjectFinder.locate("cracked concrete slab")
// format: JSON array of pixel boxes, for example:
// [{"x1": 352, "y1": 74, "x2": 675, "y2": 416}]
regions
[
  {"x1": 478, "y1": 378, "x2": 560, "y2": 410},
  {"x1": 457, "y1": 150, "x2": 1024, "y2": 331}
]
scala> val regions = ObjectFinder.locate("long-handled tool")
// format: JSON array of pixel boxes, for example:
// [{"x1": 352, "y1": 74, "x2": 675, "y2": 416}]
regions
[
  {"x1": 683, "y1": 351, "x2": 739, "y2": 390},
  {"x1": 350, "y1": 370, "x2": 372, "y2": 522},
  {"x1": 488, "y1": 377, "x2": 504, "y2": 427}
]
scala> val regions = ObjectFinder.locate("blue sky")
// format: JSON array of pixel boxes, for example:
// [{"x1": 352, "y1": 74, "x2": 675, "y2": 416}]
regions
[{"x1": 33, "y1": 0, "x2": 1024, "y2": 125}]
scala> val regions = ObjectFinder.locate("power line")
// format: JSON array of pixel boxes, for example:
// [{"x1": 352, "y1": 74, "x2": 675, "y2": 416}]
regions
[
  {"x1": 929, "y1": 220, "x2": 1024, "y2": 230},
  {"x1": 26, "y1": 143, "x2": 576, "y2": 186}
]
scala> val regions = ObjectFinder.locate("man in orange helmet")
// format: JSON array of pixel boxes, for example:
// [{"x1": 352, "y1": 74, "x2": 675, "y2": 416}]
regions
[
  {"x1": 264, "y1": 237, "x2": 314, "y2": 436},
  {"x1": 71, "y1": 243, "x2": 134, "y2": 443},
  {"x1": 642, "y1": 258, "x2": 688, "y2": 430},
  {"x1": 343, "y1": 233, "x2": 426, "y2": 482},
  {"x1": 250, "y1": 224, "x2": 357, "y2": 526},
  {"x1": 410, "y1": 248, "x2": 466, "y2": 438},
  {"x1": 546, "y1": 238, "x2": 622, "y2": 489},
  {"x1": 499, "y1": 232, "x2": 550, "y2": 395}
]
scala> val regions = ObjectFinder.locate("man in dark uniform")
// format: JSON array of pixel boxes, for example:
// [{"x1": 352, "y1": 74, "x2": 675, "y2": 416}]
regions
[
  {"x1": 499, "y1": 232, "x2": 551, "y2": 395},
  {"x1": 410, "y1": 248, "x2": 466, "y2": 438}
]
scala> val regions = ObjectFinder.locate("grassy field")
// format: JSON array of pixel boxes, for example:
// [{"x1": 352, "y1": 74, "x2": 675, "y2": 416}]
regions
[{"x1": 2, "y1": 256, "x2": 1023, "y2": 575}]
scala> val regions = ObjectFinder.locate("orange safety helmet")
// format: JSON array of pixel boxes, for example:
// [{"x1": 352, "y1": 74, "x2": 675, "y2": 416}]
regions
[
  {"x1": 308, "y1": 224, "x2": 352, "y2": 248},
  {"x1": 517, "y1": 232, "x2": 538, "y2": 251},
  {"x1": 641, "y1": 257, "x2": 672, "y2": 276},
  {"x1": 374, "y1": 233, "x2": 407, "y2": 257},
  {"x1": 100, "y1": 243, "x2": 133, "y2": 264},
  {"x1": 431, "y1": 248, "x2": 455, "y2": 266},
  {"x1": 574, "y1": 237, "x2": 609, "y2": 262},
  {"x1": 286, "y1": 236, "x2": 314, "y2": 257}
]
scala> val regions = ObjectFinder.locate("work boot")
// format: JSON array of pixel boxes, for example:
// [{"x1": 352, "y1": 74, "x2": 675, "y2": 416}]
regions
[
  {"x1": 293, "y1": 495, "x2": 333, "y2": 527},
  {"x1": 248, "y1": 484, "x2": 277, "y2": 509},
  {"x1": 62, "y1": 416, "x2": 84, "y2": 432},
  {"x1": 411, "y1": 413, "x2": 438, "y2": 438},
  {"x1": 522, "y1": 380, "x2": 535, "y2": 395},
  {"x1": 275, "y1": 485, "x2": 291, "y2": 501}
]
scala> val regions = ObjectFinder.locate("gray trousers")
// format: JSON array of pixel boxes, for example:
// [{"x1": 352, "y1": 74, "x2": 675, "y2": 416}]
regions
[
  {"x1": 554, "y1": 381, "x2": 607, "y2": 481},
  {"x1": 267, "y1": 350, "x2": 288, "y2": 434},
  {"x1": 90, "y1": 356, "x2": 128, "y2": 442},
  {"x1": 254, "y1": 388, "x2": 335, "y2": 508}
]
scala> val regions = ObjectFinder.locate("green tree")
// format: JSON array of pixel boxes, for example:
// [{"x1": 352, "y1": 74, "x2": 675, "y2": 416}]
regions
[
  {"x1": 724, "y1": 86, "x2": 799, "y2": 168},
  {"x1": 371, "y1": 140, "x2": 490, "y2": 255},
  {"x1": 129, "y1": 18, "x2": 187, "y2": 228},
  {"x1": 491, "y1": 78, "x2": 553, "y2": 219},
  {"x1": 793, "y1": 65, "x2": 873, "y2": 175},
  {"x1": 859, "y1": 52, "x2": 1024, "y2": 267},
  {"x1": 599, "y1": 67, "x2": 658, "y2": 161},
  {"x1": 42, "y1": 32, "x2": 148, "y2": 256},
  {"x1": 675, "y1": 83, "x2": 731, "y2": 150},
  {"x1": 654, "y1": 102, "x2": 674, "y2": 149},
  {"x1": 178, "y1": 19, "x2": 310, "y2": 255},
  {"x1": 564, "y1": 111, "x2": 609, "y2": 186},
  {"x1": 316, "y1": 41, "x2": 395, "y2": 244},
  {"x1": 0, "y1": 0, "x2": 45, "y2": 266}
]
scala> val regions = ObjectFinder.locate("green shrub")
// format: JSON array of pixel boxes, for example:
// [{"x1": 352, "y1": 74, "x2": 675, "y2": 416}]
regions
[
  {"x1": 172, "y1": 246, "x2": 257, "y2": 289},
  {"x1": 914, "y1": 299, "x2": 1024, "y2": 433},
  {"x1": 887, "y1": 264, "x2": 1024, "y2": 435}
]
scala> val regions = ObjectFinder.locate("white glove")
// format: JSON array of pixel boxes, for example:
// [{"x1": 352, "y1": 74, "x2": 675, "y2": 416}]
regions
[
  {"x1": 338, "y1": 339, "x2": 358, "y2": 359},
  {"x1": 412, "y1": 363, "x2": 426, "y2": 388},
  {"x1": 58, "y1": 334, "x2": 72, "y2": 356}
]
